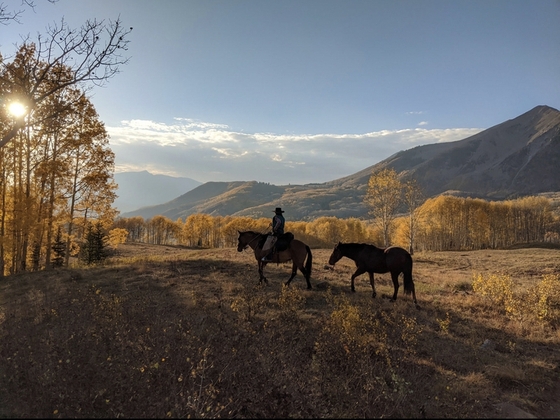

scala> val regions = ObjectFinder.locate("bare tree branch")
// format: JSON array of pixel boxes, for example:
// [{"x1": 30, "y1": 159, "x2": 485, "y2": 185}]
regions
[
  {"x1": 0, "y1": 0, "x2": 58, "y2": 25},
  {"x1": 1, "y1": 16, "x2": 132, "y2": 148}
]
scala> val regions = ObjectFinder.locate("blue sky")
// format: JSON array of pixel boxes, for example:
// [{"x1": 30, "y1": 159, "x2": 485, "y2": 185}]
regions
[{"x1": 2, "y1": 0, "x2": 559, "y2": 185}]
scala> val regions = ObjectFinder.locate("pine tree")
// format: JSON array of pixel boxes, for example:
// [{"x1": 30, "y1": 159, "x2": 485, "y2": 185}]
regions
[
  {"x1": 51, "y1": 227, "x2": 66, "y2": 267},
  {"x1": 80, "y1": 221, "x2": 107, "y2": 264}
]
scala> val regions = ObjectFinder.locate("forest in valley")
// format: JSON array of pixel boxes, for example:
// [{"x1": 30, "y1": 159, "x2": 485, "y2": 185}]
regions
[{"x1": 114, "y1": 194, "x2": 558, "y2": 251}]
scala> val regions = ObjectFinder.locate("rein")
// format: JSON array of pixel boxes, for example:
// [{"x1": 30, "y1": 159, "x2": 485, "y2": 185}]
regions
[{"x1": 242, "y1": 232, "x2": 266, "y2": 250}]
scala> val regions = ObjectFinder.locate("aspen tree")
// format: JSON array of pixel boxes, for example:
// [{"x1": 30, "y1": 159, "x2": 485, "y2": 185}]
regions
[
  {"x1": 402, "y1": 179, "x2": 424, "y2": 254},
  {"x1": 1, "y1": 14, "x2": 132, "y2": 148},
  {"x1": 364, "y1": 168, "x2": 403, "y2": 247}
]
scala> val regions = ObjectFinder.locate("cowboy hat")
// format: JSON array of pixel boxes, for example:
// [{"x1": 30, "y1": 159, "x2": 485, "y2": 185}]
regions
[{"x1": 274, "y1": 207, "x2": 285, "y2": 213}]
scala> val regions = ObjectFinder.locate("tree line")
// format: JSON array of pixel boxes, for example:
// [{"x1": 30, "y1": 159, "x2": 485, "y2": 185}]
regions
[{"x1": 113, "y1": 192, "x2": 558, "y2": 253}]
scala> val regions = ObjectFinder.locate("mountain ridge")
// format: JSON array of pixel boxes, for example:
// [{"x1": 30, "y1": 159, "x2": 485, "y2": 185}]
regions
[
  {"x1": 119, "y1": 105, "x2": 560, "y2": 221},
  {"x1": 114, "y1": 171, "x2": 202, "y2": 213}
]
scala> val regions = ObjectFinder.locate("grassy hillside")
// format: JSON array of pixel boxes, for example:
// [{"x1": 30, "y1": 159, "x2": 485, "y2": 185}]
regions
[{"x1": 1, "y1": 244, "x2": 559, "y2": 418}]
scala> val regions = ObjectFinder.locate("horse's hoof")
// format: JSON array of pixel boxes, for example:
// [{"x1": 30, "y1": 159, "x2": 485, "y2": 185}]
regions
[
  {"x1": 415, "y1": 303, "x2": 421, "y2": 310},
  {"x1": 372, "y1": 293, "x2": 377, "y2": 298}
]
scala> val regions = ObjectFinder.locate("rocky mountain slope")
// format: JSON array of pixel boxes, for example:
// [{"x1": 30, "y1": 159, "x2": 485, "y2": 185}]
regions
[{"x1": 119, "y1": 105, "x2": 560, "y2": 221}]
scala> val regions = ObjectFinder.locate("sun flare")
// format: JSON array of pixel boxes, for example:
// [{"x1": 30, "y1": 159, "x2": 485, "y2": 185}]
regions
[{"x1": 7, "y1": 102, "x2": 27, "y2": 118}]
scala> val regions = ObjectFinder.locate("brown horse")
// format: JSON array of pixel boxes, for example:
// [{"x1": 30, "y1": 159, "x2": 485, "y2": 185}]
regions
[
  {"x1": 237, "y1": 230, "x2": 313, "y2": 289},
  {"x1": 328, "y1": 242, "x2": 418, "y2": 307}
]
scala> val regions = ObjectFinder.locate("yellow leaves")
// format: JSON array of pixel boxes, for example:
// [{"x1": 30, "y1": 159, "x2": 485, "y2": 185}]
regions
[
  {"x1": 107, "y1": 227, "x2": 128, "y2": 249},
  {"x1": 473, "y1": 272, "x2": 560, "y2": 324},
  {"x1": 472, "y1": 273, "x2": 514, "y2": 307}
]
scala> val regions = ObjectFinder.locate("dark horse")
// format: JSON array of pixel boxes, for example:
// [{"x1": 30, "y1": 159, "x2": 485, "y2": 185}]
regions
[
  {"x1": 237, "y1": 230, "x2": 313, "y2": 289},
  {"x1": 328, "y1": 242, "x2": 418, "y2": 306}
]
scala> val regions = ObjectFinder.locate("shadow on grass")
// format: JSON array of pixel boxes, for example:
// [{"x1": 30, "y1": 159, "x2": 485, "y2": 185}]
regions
[{"x1": 0, "y1": 252, "x2": 558, "y2": 418}]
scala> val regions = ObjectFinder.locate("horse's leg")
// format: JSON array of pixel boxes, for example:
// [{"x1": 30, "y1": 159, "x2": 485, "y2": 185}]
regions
[
  {"x1": 295, "y1": 260, "x2": 312, "y2": 290},
  {"x1": 300, "y1": 262, "x2": 312, "y2": 290},
  {"x1": 303, "y1": 246, "x2": 312, "y2": 289},
  {"x1": 258, "y1": 261, "x2": 269, "y2": 285},
  {"x1": 286, "y1": 251, "x2": 313, "y2": 290},
  {"x1": 390, "y1": 271, "x2": 400, "y2": 301},
  {"x1": 285, "y1": 261, "x2": 298, "y2": 287},
  {"x1": 350, "y1": 267, "x2": 367, "y2": 292},
  {"x1": 368, "y1": 271, "x2": 377, "y2": 298}
]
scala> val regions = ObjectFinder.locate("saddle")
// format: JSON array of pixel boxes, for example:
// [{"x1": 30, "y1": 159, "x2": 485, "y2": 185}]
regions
[
  {"x1": 275, "y1": 232, "x2": 294, "y2": 252},
  {"x1": 258, "y1": 232, "x2": 294, "y2": 252}
]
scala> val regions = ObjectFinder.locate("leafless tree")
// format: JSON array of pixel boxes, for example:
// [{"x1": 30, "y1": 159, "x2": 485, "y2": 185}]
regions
[
  {"x1": 0, "y1": 0, "x2": 58, "y2": 25},
  {"x1": 1, "y1": 12, "x2": 132, "y2": 148}
]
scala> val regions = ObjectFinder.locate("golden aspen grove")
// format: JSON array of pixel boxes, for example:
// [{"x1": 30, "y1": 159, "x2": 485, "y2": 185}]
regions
[{"x1": 112, "y1": 194, "x2": 558, "y2": 253}]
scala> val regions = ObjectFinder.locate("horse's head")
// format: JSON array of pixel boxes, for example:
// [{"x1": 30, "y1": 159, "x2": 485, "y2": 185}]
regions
[
  {"x1": 237, "y1": 230, "x2": 248, "y2": 252},
  {"x1": 328, "y1": 242, "x2": 343, "y2": 266}
]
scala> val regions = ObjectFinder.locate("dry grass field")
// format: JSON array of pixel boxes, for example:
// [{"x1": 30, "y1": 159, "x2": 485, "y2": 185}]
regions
[{"x1": 1, "y1": 242, "x2": 559, "y2": 418}]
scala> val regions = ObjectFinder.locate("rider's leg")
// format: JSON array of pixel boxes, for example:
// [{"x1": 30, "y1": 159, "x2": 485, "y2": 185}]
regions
[{"x1": 261, "y1": 237, "x2": 277, "y2": 261}]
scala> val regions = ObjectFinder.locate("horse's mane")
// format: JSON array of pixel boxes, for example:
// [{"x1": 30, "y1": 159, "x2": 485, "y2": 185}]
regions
[
  {"x1": 243, "y1": 230, "x2": 263, "y2": 236},
  {"x1": 340, "y1": 242, "x2": 382, "y2": 251}
]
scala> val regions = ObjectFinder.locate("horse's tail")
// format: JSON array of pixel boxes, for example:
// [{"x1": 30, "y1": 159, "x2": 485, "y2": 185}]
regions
[
  {"x1": 305, "y1": 245, "x2": 313, "y2": 279},
  {"x1": 403, "y1": 254, "x2": 414, "y2": 296}
]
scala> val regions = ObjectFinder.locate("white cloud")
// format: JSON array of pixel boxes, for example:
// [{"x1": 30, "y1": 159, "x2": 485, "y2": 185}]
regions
[{"x1": 108, "y1": 119, "x2": 483, "y2": 185}]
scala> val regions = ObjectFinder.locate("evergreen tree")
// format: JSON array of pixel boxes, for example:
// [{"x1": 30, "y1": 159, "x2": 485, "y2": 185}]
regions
[
  {"x1": 51, "y1": 227, "x2": 66, "y2": 267},
  {"x1": 80, "y1": 221, "x2": 107, "y2": 264}
]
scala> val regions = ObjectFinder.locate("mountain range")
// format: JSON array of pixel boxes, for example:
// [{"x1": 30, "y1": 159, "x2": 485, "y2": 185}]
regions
[
  {"x1": 117, "y1": 105, "x2": 560, "y2": 221},
  {"x1": 113, "y1": 171, "x2": 201, "y2": 213}
]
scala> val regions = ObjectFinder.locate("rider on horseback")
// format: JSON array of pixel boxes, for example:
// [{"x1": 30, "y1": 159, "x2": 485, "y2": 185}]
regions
[{"x1": 261, "y1": 207, "x2": 285, "y2": 262}]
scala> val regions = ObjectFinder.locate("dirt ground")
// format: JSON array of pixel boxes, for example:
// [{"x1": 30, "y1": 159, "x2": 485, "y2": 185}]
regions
[
  {"x1": 111, "y1": 242, "x2": 560, "y2": 419},
  {"x1": 2, "y1": 242, "x2": 559, "y2": 418}
]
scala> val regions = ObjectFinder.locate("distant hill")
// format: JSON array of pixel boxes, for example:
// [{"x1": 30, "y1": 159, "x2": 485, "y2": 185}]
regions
[
  {"x1": 119, "y1": 105, "x2": 560, "y2": 221},
  {"x1": 114, "y1": 171, "x2": 201, "y2": 213}
]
